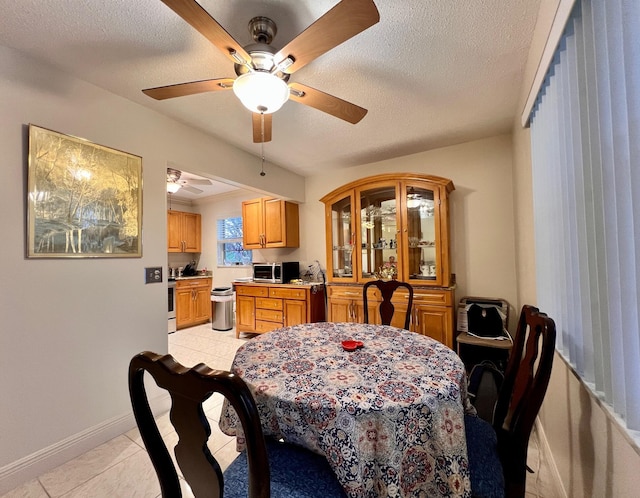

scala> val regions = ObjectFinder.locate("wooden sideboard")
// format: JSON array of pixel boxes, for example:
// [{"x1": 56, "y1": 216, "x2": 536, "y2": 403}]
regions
[
  {"x1": 327, "y1": 284, "x2": 455, "y2": 348},
  {"x1": 235, "y1": 283, "x2": 325, "y2": 338}
]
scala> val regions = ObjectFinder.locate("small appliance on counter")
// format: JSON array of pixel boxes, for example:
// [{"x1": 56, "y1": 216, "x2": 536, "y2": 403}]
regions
[
  {"x1": 253, "y1": 262, "x2": 299, "y2": 283},
  {"x1": 182, "y1": 261, "x2": 198, "y2": 276}
]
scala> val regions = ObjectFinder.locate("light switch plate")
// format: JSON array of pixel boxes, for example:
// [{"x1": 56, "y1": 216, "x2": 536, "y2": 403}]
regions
[{"x1": 145, "y1": 267, "x2": 163, "y2": 284}]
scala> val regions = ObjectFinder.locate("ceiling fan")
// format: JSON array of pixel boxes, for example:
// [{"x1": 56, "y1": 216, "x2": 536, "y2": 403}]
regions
[
  {"x1": 143, "y1": 0, "x2": 380, "y2": 143},
  {"x1": 166, "y1": 167, "x2": 211, "y2": 194}
]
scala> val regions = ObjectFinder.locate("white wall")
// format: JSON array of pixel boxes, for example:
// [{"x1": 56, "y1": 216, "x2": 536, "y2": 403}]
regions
[
  {"x1": 0, "y1": 45, "x2": 305, "y2": 493},
  {"x1": 196, "y1": 190, "x2": 258, "y2": 288}
]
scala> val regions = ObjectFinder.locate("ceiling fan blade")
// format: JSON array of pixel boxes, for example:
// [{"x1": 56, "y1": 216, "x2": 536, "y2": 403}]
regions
[
  {"x1": 288, "y1": 82, "x2": 367, "y2": 124},
  {"x1": 181, "y1": 185, "x2": 203, "y2": 194},
  {"x1": 252, "y1": 113, "x2": 273, "y2": 143},
  {"x1": 143, "y1": 78, "x2": 235, "y2": 100},
  {"x1": 160, "y1": 0, "x2": 251, "y2": 65},
  {"x1": 274, "y1": 0, "x2": 379, "y2": 74},
  {"x1": 187, "y1": 179, "x2": 212, "y2": 186}
]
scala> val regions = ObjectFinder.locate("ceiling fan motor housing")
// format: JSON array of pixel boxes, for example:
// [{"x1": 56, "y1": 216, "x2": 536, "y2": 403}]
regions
[
  {"x1": 248, "y1": 16, "x2": 276, "y2": 44},
  {"x1": 233, "y1": 43, "x2": 289, "y2": 82},
  {"x1": 234, "y1": 17, "x2": 289, "y2": 82},
  {"x1": 167, "y1": 168, "x2": 181, "y2": 182}
]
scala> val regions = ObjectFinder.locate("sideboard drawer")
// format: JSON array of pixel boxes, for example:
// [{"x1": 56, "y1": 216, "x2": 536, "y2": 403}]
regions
[
  {"x1": 235, "y1": 285, "x2": 269, "y2": 297},
  {"x1": 256, "y1": 297, "x2": 283, "y2": 310},
  {"x1": 255, "y1": 320, "x2": 282, "y2": 333},
  {"x1": 256, "y1": 308, "x2": 283, "y2": 322}
]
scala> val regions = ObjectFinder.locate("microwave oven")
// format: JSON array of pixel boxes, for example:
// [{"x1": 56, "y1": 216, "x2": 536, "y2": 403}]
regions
[{"x1": 253, "y1": 262, "x2": 299, "y2": 284}]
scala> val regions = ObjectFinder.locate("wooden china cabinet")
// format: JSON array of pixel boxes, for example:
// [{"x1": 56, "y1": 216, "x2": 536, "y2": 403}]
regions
[{"x1": 320, "y1": 173, "x2": 457, "y2": 348}]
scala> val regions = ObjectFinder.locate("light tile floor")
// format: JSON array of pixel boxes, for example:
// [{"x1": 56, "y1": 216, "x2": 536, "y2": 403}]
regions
[{"x1": 2, "y1": 324, "x2": 559, "y2": 497}]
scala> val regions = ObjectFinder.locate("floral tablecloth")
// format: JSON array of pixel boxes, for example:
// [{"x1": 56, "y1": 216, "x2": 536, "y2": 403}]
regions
[{"x1": 219, "y1": 322, "x2": 474, "y2": 497}]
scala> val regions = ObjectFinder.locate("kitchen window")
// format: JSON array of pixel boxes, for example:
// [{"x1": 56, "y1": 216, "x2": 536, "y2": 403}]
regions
[{"x1": 217, "y1": 216, "x2": 252, "y2": 266}]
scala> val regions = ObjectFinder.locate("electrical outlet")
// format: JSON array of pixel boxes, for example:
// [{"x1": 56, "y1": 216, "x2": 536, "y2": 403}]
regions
[{"x1": 145, "y1": 267, "x2": 163, "y2": 284}]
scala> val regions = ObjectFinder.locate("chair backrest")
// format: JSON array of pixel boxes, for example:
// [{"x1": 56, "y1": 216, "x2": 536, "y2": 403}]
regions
[
  {"x1": 129, "y1": 351, "x2": 270, "y2": 498},
  {"x1": 493, "y1": 305, "x2": 556, "y2": 497},
  {"x1": 362, "y1": 279, "x2": 414, "y2": 329}
]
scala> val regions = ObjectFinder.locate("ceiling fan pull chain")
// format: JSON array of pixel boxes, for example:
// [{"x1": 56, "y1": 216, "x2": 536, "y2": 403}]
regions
[{"x1": 259, "y1": 110, "x2": 266, "y2": 176}]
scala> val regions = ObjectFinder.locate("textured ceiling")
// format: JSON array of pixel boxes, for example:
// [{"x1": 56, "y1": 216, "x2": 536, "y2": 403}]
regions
[{"x1": 1, "y1": 0, "x2": 540, "y2": 181}]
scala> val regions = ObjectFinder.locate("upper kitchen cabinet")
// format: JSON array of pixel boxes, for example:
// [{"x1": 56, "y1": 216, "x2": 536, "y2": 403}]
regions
[
  {"x1": 242, "y1": 197, "x2": 299, "y2": 249},
  {"x1": 320, "y1": 174, "x2": 455, "y2": 287},
  {"x1": 168, "y1": 210, "x2": 201, "y2": 253}
]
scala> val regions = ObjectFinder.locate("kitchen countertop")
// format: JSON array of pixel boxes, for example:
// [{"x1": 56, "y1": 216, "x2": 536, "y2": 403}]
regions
[
  {"x1": 169, "y1": 275, "x2": 211, "y2": 281},
  {"x1": 232, "y1": 281, "x2": 325, "y2": 288}
]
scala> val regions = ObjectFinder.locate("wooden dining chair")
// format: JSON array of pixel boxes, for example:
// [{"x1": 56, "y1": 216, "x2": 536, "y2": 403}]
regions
[
  {"x1": 129, "y1": 351, "x2": 346, "y2": 498},
  {"x1": 464, "y1": 305, "x2": 556, "y2": 498},
  {"x1": 363, "y1": 279, "x2": 414, "y2": 329}
]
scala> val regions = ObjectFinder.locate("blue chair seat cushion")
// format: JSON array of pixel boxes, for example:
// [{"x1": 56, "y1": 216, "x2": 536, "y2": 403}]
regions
[
  {"x1": 464, "y1": 414, "x2": 505, "y2": 498},
  {"x1": 223, "y1": 438, "x2": 347, "y2": 498}
]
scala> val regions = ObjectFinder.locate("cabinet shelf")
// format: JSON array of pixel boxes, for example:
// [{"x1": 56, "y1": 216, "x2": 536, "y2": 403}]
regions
[{"x1": 410, "y1": 274, "x2": 437, "y2": 281}]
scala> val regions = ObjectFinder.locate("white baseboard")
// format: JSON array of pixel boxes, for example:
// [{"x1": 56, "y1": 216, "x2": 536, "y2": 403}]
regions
[
  {"x1": 534, "y1": 417, "x2": 567, "y2": 498},
  {"x1": 0, "y1": 393, "x2": 170, "y2": 495}
]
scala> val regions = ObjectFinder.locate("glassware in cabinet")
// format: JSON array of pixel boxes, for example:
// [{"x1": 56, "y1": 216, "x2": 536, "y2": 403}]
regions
[
  {"x1": 321, "y1": 174, "x2": 454, "y2": 287},
  {"x1": 358, "y1": 185, "x2": 399, "y2": 280},
  {"x1": 328, "y1": 194, "x2": 356, "y2": 280},
  {"x1": 405, "y1": 185, "x2": 439, "y2": 282}
]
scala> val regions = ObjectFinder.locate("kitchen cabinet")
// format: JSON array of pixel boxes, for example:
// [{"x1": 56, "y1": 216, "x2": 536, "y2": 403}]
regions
[
  {"x1": 176, "y1": 277, "x2": 211, "y2": 329},
  {"x1": 168, "y1": 210, "x2": 201, "y2": 253},
  {"x1": 234, "y1": 283, "x2": 325, "y2": 337},
  {"x1": 321, "y1": 173, "x2": 456, "y2": 348},
  {"x1": 242, "y1": 197, "x2": 299, "y2": 249}
]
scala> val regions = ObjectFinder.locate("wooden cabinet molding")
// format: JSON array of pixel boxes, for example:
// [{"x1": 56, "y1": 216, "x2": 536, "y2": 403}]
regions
[
  {"x1": 242, "y1": 197, "x2": 299, "y2": 249},
  {"x1": 168, "y1": 210, "x2": 201, "y2": 253},
  {"x1": 176, "y1": 277, "x2": 211, "y2": 329},
  {"x1": 234, "y1": 283, "x2": 325, "y2": 337}
]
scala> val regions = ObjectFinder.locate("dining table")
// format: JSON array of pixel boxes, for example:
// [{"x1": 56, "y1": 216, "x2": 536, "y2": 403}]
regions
[{"x1": 219, "y1": 322, "x2": 475, "y2": 498}]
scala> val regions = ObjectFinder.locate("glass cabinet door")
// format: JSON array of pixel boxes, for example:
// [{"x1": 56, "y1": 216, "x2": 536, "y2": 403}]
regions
[
  {"x1": 359, "y1": 185, "x2": 399, "y2": 280},
  {"x1": 322, "y1": 174, "x2": 453, "y2": 287},
  {"x1": 405, "y1": 184, "x2": 439, "y2": 282},
  {"x1": 329, "y1": 194, "x2": 355, "y2": 280}
]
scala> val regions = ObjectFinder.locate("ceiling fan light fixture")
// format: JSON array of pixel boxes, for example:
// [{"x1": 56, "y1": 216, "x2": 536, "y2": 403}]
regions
[
  {"x1": 166, "y1": 182, "x2": 181, "y2": 194},
  {"x1": 274, "y1": 56, "x2": 295, "y2": 73},
  {"x1": 233, "y1": 72, "x2": 290, "y2": 114}
]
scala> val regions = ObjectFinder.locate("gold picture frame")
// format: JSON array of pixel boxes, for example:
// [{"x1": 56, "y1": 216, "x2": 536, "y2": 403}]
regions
[{"x1": 27, "y1": 124, "x2": 142, "y2": 258}]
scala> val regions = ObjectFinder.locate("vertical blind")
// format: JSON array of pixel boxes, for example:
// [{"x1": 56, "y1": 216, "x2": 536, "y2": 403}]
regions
[{"x1": 529, "y1": 0, "x2": 640, "y2": 432}]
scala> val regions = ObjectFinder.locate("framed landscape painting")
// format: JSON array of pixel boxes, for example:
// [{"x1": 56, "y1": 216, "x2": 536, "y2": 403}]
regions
[{"x1": 27, "y1": 124, "x2": 142, "y2": 258}]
